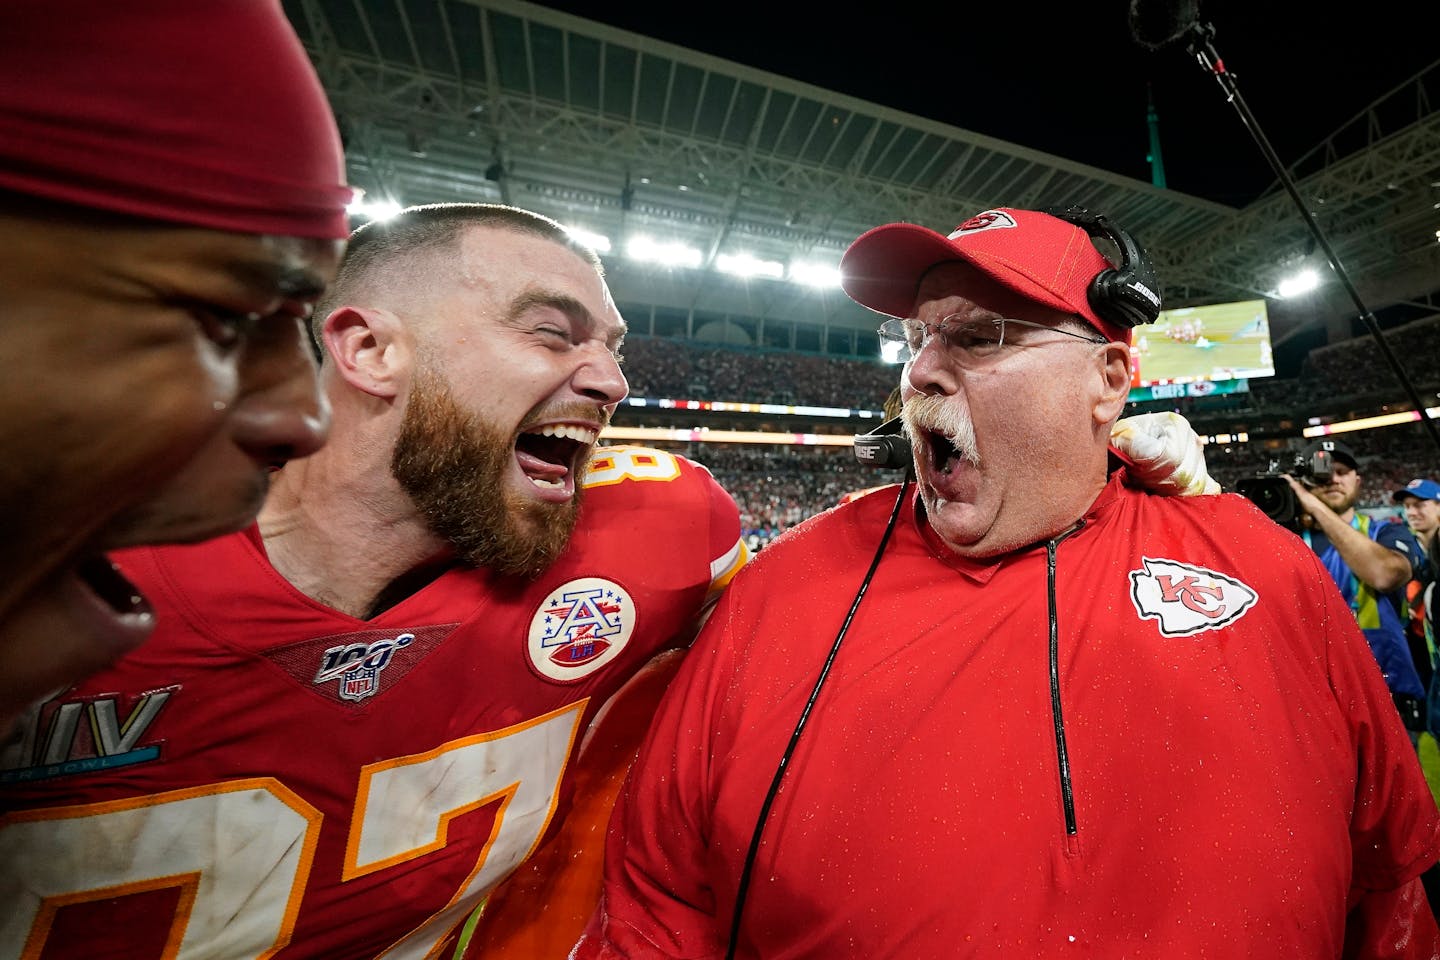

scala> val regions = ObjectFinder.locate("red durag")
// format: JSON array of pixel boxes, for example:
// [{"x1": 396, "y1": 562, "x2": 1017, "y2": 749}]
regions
[{"x1": 0, "y1": 0, "x2": 352, "y2": 239}]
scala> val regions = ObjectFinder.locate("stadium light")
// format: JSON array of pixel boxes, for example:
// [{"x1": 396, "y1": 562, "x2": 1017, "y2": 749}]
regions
[
  {"x1": 347, "y1": 198, "x2": 403, "y2": 221},
  {"x1": 878, "y1": 336, "x2": 907, "y2": 365},
  {"x1": 626, "y1": 235, "x2": 702, "y2": 268},
  {"x1": 1303, "y1": 405, "x2": 1440, "y2": 438},
  {"x1": 563, "y1": 226, "x2": 611, "y2": 253},
  {"x1": 788, "y1": 261, "x2": 843, "y2": 288},
  {"x1": 1276, "y1": 267, "x2": 1320, "y2": 298},
  {"x1": 716, "y1": 252, "x2": 784, "y2": 280}
]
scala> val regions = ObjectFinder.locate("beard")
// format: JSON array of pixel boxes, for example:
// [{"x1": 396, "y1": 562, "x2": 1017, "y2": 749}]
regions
[
  {"x1": 1320, "y1": 485, "x2": 1358, "y2": 516},
  {"x1": 391, "y1": 371, "x2": 584, "y2": 578},
  {"x1": 901, "y1": 393, "x2": 981, "y2": 470}
]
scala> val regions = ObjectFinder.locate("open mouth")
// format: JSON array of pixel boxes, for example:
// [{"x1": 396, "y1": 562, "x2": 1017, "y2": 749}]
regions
[
  {"x1": 927, "y1": 431, "x2": 963, "y2": 475},
  {"x1": 514, "y1": 424, "x2": 598, "y2": 494},
  {"x1": 77, "y1": 554, "x2": 152, "y2": 620},
  {"x1": 61, "y1": 552, "x2": 156, "y2": 659}
]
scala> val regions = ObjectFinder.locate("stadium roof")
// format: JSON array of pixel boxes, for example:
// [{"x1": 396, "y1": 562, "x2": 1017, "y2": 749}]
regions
[{"x1": 286, "y1": 0, "x2": 1440, "y2": 359}]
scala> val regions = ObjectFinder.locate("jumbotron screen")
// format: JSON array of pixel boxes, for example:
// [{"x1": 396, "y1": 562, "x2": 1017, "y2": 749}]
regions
[{"x1": 1132, "y1": 299, "x2": 1275, "y2": 388}]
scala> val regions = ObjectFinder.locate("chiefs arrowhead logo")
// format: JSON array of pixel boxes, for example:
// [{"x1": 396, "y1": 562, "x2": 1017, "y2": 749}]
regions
[
  {"x1": 1129, "y1": 557, "x2": 1258, "y2": 637},
  {"x1": 948, "y1": 210, "x2": 1017, "y2": 238}
]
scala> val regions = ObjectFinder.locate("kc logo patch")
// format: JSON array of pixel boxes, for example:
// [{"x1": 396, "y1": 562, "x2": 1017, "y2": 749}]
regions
[
  {"x1": 1129, "y1": 557, "x2": 1258, "y2": 637},
  {"x1": 949, "y1": 210, "x2": 1017, "y2": 238},
  {"x1": 528, "y1": 577, "x2": 635, "y2": 682}
]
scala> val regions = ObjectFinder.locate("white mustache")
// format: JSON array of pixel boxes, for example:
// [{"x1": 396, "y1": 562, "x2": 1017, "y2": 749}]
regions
[{"x1": 902, "y1": 395, "x2": 980, "y2": 468}]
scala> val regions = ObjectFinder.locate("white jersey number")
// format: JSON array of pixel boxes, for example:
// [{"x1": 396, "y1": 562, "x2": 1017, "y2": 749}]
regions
[{"x1": 0, "y1": 702, "x2": 585, "y2": 959}]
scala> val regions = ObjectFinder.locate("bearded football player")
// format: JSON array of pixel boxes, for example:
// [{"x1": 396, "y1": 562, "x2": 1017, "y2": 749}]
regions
[{"x1": 0, "y1": 204, "x2": 747, "y2": 958}]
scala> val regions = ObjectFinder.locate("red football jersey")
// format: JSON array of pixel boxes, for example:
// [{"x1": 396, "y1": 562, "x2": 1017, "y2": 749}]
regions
[
  {"x1": 579, "y1": 476, "x2": 1440, "y2": 958},
  {"x1": 0, "y1": 446, "x2": 744, "y2": 960}
]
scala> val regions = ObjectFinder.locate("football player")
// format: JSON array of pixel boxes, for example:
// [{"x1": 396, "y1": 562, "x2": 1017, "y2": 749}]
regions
[
  {"x1": 0, "y1": 0, "x2": 350, "y2": 730},
  {"x1": 0, "y1": 204, "x2": 746, "y2": 959}
]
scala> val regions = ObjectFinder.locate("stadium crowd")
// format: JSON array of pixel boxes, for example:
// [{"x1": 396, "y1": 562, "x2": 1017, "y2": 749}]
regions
[
  {"x1": 661, "y1": 430, "x2": 1438, "y2": 551},
  {"x1": 683, "y1": 445, "x2": 876, "y2": 549},
  {"x1": 618, "y1": 314, "x2": 1440, "y2": 546},
  {"x1": 620, "y1": 335, "x2": 896, "y2": 408}
]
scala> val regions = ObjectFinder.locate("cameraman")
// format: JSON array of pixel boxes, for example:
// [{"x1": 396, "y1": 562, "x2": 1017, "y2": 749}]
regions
[{"x1": 1286, "y1": 439, "x2": 1429, "y2": 740}]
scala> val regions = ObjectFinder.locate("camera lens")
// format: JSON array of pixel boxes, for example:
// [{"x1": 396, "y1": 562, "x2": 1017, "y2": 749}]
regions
[
  {"x1": 1236, "y1": 476, "x2": 1295, "y2": 525},
  {"x1": 1252, "y1": 485, "x2": 1284, "y2": 517}
]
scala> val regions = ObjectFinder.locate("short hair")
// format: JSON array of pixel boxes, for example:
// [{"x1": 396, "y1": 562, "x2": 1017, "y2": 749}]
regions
[{"x1": 312, "y1": 202, "x2": 604, "y2": 347}]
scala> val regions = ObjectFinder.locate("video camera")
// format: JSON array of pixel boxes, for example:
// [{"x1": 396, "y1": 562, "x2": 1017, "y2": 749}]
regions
[{"x1": 1235, "y1": 448, "x2": 1335, "y2": 531}]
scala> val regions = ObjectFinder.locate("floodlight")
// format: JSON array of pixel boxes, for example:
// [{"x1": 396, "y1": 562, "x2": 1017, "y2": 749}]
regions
[
  {"x1": 347, "y1": 198, "x2": 403, "y2": 221},
  {"x1": 788, "y1": 261, "x2": 843, "y2": 288},
  {"x1": 626, "y1": 236, "x2": 702, "y2": 268},
  {"x1": 879, "y1": 338, "x2": 907, "y2": 364},
  {"x1": 716, "y1": 253, "x2": 784, "y2": 280},
  {"x1": 564, "y1": 226, "x2": 612, "y2": 253},
  {"x1": 1276, "y1": 268, "x2": 1319, "y2": 298}
]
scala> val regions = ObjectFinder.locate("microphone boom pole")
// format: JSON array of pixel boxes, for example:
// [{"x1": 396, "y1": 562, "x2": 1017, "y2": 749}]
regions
[{"x1": 1180, "y1": 21, "x2": 1440, "y2": 454}]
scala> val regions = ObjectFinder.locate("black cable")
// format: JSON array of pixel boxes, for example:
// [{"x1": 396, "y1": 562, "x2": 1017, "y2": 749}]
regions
[
  {"x1": 1181, "y1": 22, "x2": 1440, "y2": 457},
  {"x1": 723, "y1": 476, "x2": 911, "y2": 960}
]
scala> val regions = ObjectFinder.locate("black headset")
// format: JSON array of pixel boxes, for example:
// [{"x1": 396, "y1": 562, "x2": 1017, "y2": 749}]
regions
[
  {"x1": 1044, "y1": 205, "x2": 1163, "y2": 331},
  {"x1": 848, "y1": 209, "x2": 1159, "y2": 474}
]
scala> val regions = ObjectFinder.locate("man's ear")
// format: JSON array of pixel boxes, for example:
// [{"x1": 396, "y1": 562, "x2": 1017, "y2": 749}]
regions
[
  {"x1": 1093, "y1": 341, "x2": 1132, "y2": 426},
  {"x1": 320, "y1": 305, "x2": 409, "y2": 400}
]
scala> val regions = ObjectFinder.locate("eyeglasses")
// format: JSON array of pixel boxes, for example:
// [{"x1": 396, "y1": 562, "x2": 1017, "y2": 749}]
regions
[{"x1": 876, "y1": 315, "x2": 1108, "y2": 365}]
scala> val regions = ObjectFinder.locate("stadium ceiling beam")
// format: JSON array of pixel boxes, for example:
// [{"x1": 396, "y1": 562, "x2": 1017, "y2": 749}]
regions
[
  {"x1": 293, "y1": 0, "x2": 1231, "y2": 270},
  {"x1": 317, "y1": 59, "x2": 1245, "y2": 294},
  {"x1": 292, "y1": 0, "x2": 1436, "y2": 334},
  {"x1": 1166, "y1": 114, "x2": 1440, "y2": 306}
]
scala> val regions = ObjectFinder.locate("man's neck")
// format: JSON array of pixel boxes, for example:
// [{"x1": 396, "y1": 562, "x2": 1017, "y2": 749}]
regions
[{"x1": 259, "y1": 453, "x2": 449, "y2": 619}]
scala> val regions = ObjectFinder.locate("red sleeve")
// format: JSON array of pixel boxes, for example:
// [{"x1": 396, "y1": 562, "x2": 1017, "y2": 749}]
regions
[
  {"x1": 689, "y1": 458, "x2": 746, "y2": 601},
  {"x1": 573, "y1": 594, "x2": 740, "y2": 959},
  {"x1": 1319, "y1": 552, "x2": 1440, "y2": 955},
  {"x1": 1343, "y1": 877, "x2": 1439, "y2": 960}
]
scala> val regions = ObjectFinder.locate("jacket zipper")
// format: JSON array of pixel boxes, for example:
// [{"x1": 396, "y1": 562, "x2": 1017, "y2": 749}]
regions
[{"x1": 1047, "y1": 522, "x2": 1084, "y2": 837}]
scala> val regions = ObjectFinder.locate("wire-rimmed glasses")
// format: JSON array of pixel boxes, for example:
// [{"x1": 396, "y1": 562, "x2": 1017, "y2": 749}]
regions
[{"x1": 876, "y1": 315, "x2": 1107, "y2": 365}]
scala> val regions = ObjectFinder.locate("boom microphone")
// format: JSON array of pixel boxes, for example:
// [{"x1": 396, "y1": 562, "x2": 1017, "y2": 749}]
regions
[
  {"x1": 852, "y1": 416, "x2": 912, "y2": 470},
  {"x1": 1139, "y1": 5, "x2": 1440, "y2": 456},
  {"x1": 1127, "y1": 0, "x2": 1201, "y2": 50}
]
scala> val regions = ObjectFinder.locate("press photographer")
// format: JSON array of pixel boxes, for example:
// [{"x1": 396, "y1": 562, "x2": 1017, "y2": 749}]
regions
[
  {"x1": 1274, "y1": 439, "x2": 1430, "y2": 740},
  {"x1": 1235, "y1": 445, "x2": 1336, "y2": 532}
]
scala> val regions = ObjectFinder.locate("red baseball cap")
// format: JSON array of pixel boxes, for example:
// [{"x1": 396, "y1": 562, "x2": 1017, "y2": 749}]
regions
[
  {"x1": 0, "y1": 0, "x2": 352, "y2": 240},
  {"x1": 840, "y1": 207, "x2": 1132, "y2": 344}
]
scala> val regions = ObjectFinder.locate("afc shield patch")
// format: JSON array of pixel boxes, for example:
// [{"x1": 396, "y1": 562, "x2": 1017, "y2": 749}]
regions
[
  {"x1": 1129, "y1": 557, "x2": 1258, "y2": 637},
  {"x1": 528, "y1": 577, "x2": 635, "y2": 682}
]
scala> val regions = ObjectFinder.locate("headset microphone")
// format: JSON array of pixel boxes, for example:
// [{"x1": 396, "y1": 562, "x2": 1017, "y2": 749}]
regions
[{"x1": 852, "y1": 416, "x2": 912, "y2": 470}]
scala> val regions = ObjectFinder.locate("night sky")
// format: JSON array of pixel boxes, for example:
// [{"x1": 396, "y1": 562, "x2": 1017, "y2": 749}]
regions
[{"x1": 537, "y1": 1, "x2": 1440, "y2": 209}]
